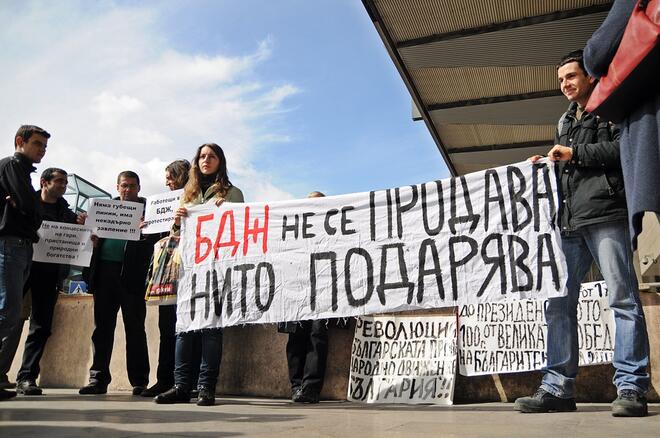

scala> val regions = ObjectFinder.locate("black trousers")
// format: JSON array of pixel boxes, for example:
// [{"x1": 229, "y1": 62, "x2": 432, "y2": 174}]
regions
[
  {"x1": 156, "y1": 305, "x2": 176, "y2": 387},
  {"x1": 286, "y1": 320, "x2": 328, "y2": 394},
  {"x1": 88, "y1": 262, "x2": 149, "y2": 387},
  {"x1": 16, "y1": 263, "x2": 59, "y2": 382}
]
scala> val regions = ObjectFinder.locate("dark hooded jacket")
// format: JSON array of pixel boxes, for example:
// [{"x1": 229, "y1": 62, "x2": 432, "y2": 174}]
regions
[{"x1": 555, "y1": 101, "x2": 628, "y2": 233}]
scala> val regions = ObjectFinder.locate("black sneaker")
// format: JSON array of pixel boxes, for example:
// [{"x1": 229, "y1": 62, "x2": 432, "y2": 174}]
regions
[
  {"x1": 297, "y1": 389, "x2": 320, "y2": 404},
  {"x1": 140, "y1": 382, "x2": 172, "y2": 398},
  {"x1": 0, "y1": 388, "x2": 17, "y2": 400},
  {"x1": 79, "y1": 383, "x2": 108, "y2": 395},
  {"x1": 291, "y1": 388, "x2": 304, "y2": 403},
  {"x1": 154, "y1": 386, "x2": 190, "y2": 404},
  {"x1": 612, "y1": 389, "x2": 648, "y2": 417},
  {"x1": 514, "y1": 388, "x2": 576, "y2": 413},
  {"x1": 196, "y1": 387, "x2": 215, "y2": 406},
  {"x1": 16, "y1": 380, "x2": 42, "y2": 396},
  {"x1": 132, "y1": 386, "x2": 146, "y2": 396}
]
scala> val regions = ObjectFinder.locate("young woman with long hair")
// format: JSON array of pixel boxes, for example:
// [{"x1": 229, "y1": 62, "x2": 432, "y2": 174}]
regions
[{"x1": 154, "y1": 144, "x2": 243, "y2": 407}]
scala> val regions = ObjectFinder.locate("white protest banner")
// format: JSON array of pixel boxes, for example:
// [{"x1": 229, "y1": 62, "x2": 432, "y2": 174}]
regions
[
  {"x1": 143, "y1": 189, "x2": 183, "y2": 234},
  {"x1": 457, "y1": 280, "x2": 614, "y2": 376},
  {"x1": 86, "y1": 198, "x2": 144, "y2": 241},
  {"x1": 32, "y1": 221, "x2": 94, "y2": 267},
  {"x1": 348, "y1": 315, "x2": 457, "y2": 405},
  {"x1": 177, "y1": 160, "x2": 567, "y2": 332}
]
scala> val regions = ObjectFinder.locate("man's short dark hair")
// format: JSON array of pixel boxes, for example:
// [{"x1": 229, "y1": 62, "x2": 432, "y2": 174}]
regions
[
  {"x1": 41, "y1": 167, "x2": 67, "y2": 182},
  {"x1": 15, "y1": 125, "x2": 51, "y2": 148},
  {"x1": 557, "y1": 49, "x2": 586, "y2": 73},
  {"x1": 117, "y1": 170, "x2": 140, "y2": 185}
]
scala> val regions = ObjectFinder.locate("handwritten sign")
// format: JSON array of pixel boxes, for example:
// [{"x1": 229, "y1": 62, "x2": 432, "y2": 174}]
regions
[
  {"x1": 348, "y1": 315, "x2": 457, "y2": 405},
  {"x1": 176, "y1": 161, "x2": 567, "y2": 332},
  {"x1": 87, "y1": 198, "x2": 144, "y2": 241},
  {"x1": 143, "y1": 189, "x2": 183, "y2": 234},
  {"x1": 457, "y1": 281, "x2": 614, "y2": 376},
  {"x1": 32, "y1": 221, "x2": 94, "y2": 267}
]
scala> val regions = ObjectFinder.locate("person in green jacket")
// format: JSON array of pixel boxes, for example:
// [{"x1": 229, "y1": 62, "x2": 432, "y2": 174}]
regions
[{"x1": 155, "y1": 143, "x2": 243, "y2": 407}]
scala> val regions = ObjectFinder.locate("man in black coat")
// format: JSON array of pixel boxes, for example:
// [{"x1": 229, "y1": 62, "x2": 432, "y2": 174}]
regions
[
  {"x1": 0, "y1": 125, "x2": 49, "y2": 401},
  {"x1": 514, "y1": 51, "x2": 650, "y2": 417},
  {"x1": 79, "y1": 171, "x2": 157, "y2": 396},
  {"x1": 15, "y1": 168, "x2": 79, "y2": 396}
]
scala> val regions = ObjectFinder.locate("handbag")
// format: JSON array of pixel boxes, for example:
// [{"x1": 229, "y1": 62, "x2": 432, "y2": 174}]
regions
[
  {"x1": 586, "y1": 0, "x2": 660, "y2": 122},
  {"x1": 145, "y1": 235, "x2": 181, "y2": 306}
]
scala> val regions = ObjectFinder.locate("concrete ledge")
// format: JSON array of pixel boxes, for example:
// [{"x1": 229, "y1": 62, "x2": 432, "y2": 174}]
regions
[{"x1": 9, "y1": 292, "x2": 660, "y2": 402}]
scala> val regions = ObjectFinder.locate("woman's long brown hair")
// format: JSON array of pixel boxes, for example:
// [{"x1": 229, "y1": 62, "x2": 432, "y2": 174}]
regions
[{"x1": 182, "y1": 143, "x2": 233, "y2": 203}]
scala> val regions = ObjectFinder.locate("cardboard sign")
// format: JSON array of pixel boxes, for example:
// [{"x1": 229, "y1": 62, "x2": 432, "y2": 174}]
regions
[
  {"x1": 348, "y1": 315, "x2": 457, "y2": 405},
  {"x1": 87, "y1": 198, "x2": 144, "y2": 241},
  {"x1": 143, "y1": 189, "x2": 183, "y2": 234},
  {"x1": 32, "y1": 221, "x2": 93, "y2": 267}
]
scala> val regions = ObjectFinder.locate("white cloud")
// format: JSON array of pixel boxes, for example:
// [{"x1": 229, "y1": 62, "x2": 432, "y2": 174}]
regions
[{"x1": 0, "y1": 1, "x2": 298, "y2": 202}]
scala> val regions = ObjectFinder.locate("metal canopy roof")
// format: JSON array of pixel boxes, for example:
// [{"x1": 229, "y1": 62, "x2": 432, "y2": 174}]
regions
[{"x1": 363, "y1": 0, "x2": 612, "y2": 176}]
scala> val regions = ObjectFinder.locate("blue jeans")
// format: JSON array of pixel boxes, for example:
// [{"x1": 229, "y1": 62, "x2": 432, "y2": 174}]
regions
[
  {"x1": 174, "y1": 329, "x2": 222, "y2": 392},
  {"x1": 0, "y1": 237, "x2": 32, "y2": 341},
  {"x1": 541, "y1": 220, "x2": 650, "y2": 398}
]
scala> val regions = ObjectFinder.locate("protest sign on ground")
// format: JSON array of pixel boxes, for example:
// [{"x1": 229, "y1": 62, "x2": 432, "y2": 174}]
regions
[
  {"x1": 32, "y1": 221, "x2": 94, "y2": 267},
  {"x1": 143, "y1": 189, "x2": 183, "y2": 234},
  {"x1": 176, "y1": 160, "x2": 567, "y2": 332},
  {"x1": 457, "y1": 280, "x2": 614, "y2": 376},
  {"x1": 348, "y1": 315, "x2": 457, "y2": 405},
  {"x1": 86, "y1": 198, "x2": 144, "y2": 241}
]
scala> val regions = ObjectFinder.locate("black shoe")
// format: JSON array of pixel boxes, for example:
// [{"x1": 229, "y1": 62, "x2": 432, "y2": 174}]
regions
[
  {"x1": 514, "y1": 388, "x2": 576, "y2": 413},
  {"x1": 16, "y1": 380, "x2": 42, "y2": 396},
  {"x1": 0, "y1": 376, "x2": 15, "y2": 389},
  {"x1": 132, "y1": 386, "x2": 146, "y2": 396},
  {"x1": 154, "y1": 386, "x2": 190, "y2": 404},
  {"x1": 612, "y1": 389, "x2": 648, "y2": 417},
  {"x1": 196, "y1": 387, "x2": 215, "y2": 406},
  {"x1": 140, "y1": 382, "x2": 172, "y2": 397},
  {"x1": 79, "y1": 383, "x2": 108, "y2": 395},
  {"x1": 0, "y1": 388, "x2": 17, "y2": 400},
  {"x1": 291, "y1": 388, "x2": 304, "y2": 403},
  {"x1": 190, "y1": 389, "x2": 200, "y2": 399},
  {"x1": 297, "y1": 389, "x2": 320, "y2": 404}
]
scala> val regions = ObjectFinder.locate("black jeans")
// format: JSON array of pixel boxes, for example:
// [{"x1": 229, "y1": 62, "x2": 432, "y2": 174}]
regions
[
  {"x1": 88, "y1": 262, "x2": 149, "y2": 387},
  {"x1": 174, "y1": 329, "x2": 221, "y2": 392},
  {"x1": 156, "y1": 305, "x2": 201, "y2": 388},
  {"x1": 16, "y1": 263, "x2": 59, "y2": 382},
  {"x1": 286, "y1": 320, "x2": 328, "y2": 394}
]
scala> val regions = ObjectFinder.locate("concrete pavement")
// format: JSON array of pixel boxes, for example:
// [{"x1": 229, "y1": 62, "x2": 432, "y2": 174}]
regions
[{"x1": 0, "y1": 389, "x2": 659, "y2": 437}]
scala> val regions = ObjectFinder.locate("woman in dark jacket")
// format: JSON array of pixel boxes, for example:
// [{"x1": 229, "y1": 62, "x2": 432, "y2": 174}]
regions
[{"x1": 141, "y1": 160, "x2": 193, "y2": 397}]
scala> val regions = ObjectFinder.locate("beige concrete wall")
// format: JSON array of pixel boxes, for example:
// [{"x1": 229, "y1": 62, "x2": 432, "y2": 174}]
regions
[{"x1": 8, "y1": 292, "x2": 660, "y2": 402}]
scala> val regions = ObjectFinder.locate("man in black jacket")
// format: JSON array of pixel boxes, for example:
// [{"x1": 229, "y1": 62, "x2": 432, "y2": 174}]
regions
[
  {"x1": 79, "y1": 171, "x2": 155, "y2": 396},
  {"x1": 515, "y1": 51, "x2": 650, "y2": 417},
  {"x1": 14, "y1": 168, "x2": 78, "y2": 396},
  {"x1": 0, "y1": 125, "x2": 49, "y2": 401}
]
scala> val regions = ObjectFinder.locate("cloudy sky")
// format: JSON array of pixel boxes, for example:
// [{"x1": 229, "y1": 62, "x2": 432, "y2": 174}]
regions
[{"x1": 0, "y1": 0, "x2": 449, "y2": 202}]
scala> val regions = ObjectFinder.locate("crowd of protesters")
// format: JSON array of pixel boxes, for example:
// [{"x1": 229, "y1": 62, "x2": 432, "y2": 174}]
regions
[{"x1": 0, "y1": 7, "x2": 657, "y2": 416}]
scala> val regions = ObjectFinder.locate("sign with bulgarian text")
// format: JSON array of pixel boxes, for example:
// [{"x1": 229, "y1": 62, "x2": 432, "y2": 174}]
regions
[
  {"x1": 87, "y1": 198, "x2": 144, "y2": 241},
  {"x1": 176, "y1": 160, "x2": 567, "y2": 332},
  {"x1": 32, "y1": 221, "x2": 94, "y2": 267},
  {"x1": 143, "y1": 189, "x2": 183, "y2": 234},
  {"x1": 348, "y1": 315, "x2": 457, "y2": 405},
  {"x1": 457, "y1": 281, "x2": 614, "y2": 376}
]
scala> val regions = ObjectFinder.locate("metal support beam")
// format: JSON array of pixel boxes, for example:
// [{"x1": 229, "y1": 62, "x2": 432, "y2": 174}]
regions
[
  {"x1": 447, "y1": 140, "x2": 552, "y2": 154},
  {"x1": 396, "y1": 3, "x2": 613, "y2": 49},
  {"x1": 428, "y1": 90, "x2": 563, "y2": 111}
]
